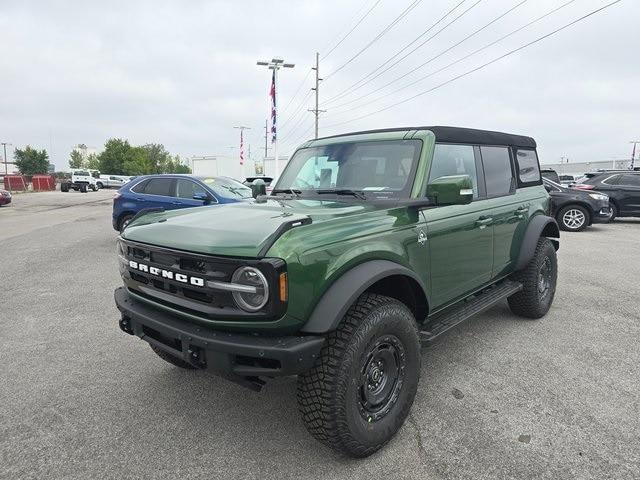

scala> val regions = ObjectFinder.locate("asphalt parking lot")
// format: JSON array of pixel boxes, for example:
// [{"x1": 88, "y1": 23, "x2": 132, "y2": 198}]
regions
[{"x1": 1, "y1": 192, "x2": 639, "y2": 479}]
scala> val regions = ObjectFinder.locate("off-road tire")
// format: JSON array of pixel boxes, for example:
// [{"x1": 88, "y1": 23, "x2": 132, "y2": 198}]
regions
[
  {"x1": 508, "y1": 237, "x2": 557, "y2": 319},
  {"x1": 557, "y1": 204, "x2": 589, "y2": 232},
  {"x1": 96, "y1": 182, "x2": 103, "y2": 189},
  {"x1": 297, "y1": 293, "x2": 421, "y2": 457},
  {"x1": 61, "y1": 183, "x2": 69, "y2": 192},
  {"x1": 80, "y1": 184, "x2": 87, "y2": 193},
  {"x1": 150, "y1": 344, "x2": 197, "y2": 369}
]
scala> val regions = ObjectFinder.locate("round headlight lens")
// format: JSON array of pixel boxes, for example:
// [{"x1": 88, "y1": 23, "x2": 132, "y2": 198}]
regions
[{"x1": 231, "y1": 266, "x2": 269, "y2": 312}]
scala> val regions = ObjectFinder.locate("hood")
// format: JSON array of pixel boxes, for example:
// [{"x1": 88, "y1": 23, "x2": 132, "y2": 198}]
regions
[{"x1": 121, "y1": 198, "x2": 377, "y2": 257}]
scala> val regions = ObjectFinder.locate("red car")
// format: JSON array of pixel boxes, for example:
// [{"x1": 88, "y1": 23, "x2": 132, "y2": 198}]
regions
[{"x1": 0, "y1": 189, "x2": 12, "y2": 206}]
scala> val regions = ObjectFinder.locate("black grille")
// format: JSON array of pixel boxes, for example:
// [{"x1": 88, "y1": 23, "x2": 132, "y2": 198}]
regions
[{"x1": 120, "y1": 239, "x2": 286, "y2": 321}]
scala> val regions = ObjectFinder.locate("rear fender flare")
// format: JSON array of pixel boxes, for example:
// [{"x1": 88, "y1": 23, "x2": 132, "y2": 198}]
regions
[
  {"x1": 515, "y1": 215, "x2": 559, "y2": 270},
  {"x1": 300, "y1": 260, "x2": 428, "y2": 334}
]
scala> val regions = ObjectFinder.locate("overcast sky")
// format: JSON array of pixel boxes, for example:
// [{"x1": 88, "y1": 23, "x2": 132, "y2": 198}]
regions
[{"x1": 1, "y1": 0, "x2": 638, "y2": 171}]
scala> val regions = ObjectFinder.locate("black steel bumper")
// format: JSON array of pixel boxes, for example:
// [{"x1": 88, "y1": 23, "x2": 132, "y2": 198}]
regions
[{"x1": 114, "y1": 287, "x2": 325, "y2": 390}]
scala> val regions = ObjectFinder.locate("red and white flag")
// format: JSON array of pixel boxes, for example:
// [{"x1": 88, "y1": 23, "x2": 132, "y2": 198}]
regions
[
  {"x1": 270, "y1": 70, "x2": 277, "y2": 143},
  {"x1": 240, "y1": 129, "x2": 244, "y2": 166}
]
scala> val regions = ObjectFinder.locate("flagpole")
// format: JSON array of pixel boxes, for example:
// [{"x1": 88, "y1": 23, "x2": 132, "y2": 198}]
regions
[
  {"x1": 257, "y1": 58, "x2": 295, "y2": 179},
  {"x1": 234, "y1": 125, "x2": 251, "y2": 179}
]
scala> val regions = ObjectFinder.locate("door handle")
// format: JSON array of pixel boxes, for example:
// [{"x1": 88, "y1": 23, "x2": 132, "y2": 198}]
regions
[
  {"x1": 475, "y1": 217, "x2": 493, "y2": 228},
  {"x1": 515, "y1": 207, "x2": 528, "y2": 214}
]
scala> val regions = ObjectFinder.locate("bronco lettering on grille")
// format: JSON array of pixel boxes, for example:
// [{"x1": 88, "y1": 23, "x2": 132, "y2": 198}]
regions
[{"x1": 128, "y1": 260, "x2": 205, "y2": 287}]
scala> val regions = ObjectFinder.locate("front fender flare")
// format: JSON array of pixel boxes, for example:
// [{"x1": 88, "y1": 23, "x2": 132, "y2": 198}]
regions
[
  {"x1": 300, "y1": 260, "x2": 427, "y2": 334},
  {"x1": 515, "y1": 215, "x2": 559, "y2": 270}
]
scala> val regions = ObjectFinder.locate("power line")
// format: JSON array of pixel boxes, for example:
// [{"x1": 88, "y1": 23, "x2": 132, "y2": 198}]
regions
[
  {"x1": 322, "y1": 0, "x2": 473, "y2": 105},
  {"x1": 321, "y1": 0, "x2": 383, "y2": 61},
  {"x1": 329, "y1": 0, "x2": 533, "y2": 112},
  {"x1": 324, "y1": 0, "x2": 424, "y2": 81},
  {"x1": 330, "y1": 0, "x2": 577, "y2": 115},
  {"x1": 323, "y1": 0, "x2": 624, "y2": 130},
  {"x1": 281, "y1": 68, "x2": 313, "y2": 115},
  {"x1": 280, "y1": 90, "x2": 313, "y2": 130}
]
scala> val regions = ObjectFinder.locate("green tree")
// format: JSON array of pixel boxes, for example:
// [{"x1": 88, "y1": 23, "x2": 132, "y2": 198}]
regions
[
  {"x1": 123, "y1": 146, "x2": 152, "y2": 175},
  {"x1": 69, "y1": 149, "x2": 84, "y2": 169},
  {"x1": 142, "y1": 143, "x2": 171, "y2": 173},
  {"x1": 86, "y1": 153, "x2": 100, "y2": 170},
  {"x1": 171, "y1": 155, "x2": 191, "y2": 174},
  {"x1": 14, "y1": 146, "x2": 49, "y2": 175},
  {"x1": 97, "y1": 138, "x2": 130, "y2": 175}
]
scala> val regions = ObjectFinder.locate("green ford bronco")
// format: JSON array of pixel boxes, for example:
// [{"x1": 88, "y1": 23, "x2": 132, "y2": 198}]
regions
[{"x1": 115, "y1": 126, "x2": 559, "y2": 457}]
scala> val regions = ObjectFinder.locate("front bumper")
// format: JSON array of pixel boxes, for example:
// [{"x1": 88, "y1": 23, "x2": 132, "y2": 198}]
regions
[
  {"x1": 0, "y1": 196, "x2": 11, "y2": 205},
  {"x1": 593, "y1": 205, "x2": 612, "y2": 222},
  {"x1": 114, "y1": 287, "x2": 324, "y2": 390}
]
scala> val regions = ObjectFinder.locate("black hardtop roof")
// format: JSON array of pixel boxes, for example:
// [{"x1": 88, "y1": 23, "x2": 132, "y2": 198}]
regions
[{"x1": 317, "y1": 126, "x2": 536, "y2": 149}]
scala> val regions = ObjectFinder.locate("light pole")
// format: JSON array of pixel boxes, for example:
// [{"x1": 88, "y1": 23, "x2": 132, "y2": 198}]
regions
[
  {"x1": 1, "y1": 142, "x2": 12, "y2": 175},
  {"x1": 234, "y1": 126, "x2": 251, "y2": 178},
  {"x1": 257, "y1": 58, "x2": 294, "y2": 177}
]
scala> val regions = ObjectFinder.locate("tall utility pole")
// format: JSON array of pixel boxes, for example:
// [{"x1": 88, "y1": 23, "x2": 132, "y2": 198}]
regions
[
  {"x1": 1, "y1": 142, "x2": 12, "y2": 175},
  {"x1": 309, "y1": 52, "x2": 326, "y2": 139},
  {"x1": 630, "y1": 141, "x2": 640, "y2": 170},
  {"x1": 256, "y1": 58, "x2": 295, "y2": 177},
  {"x1": 263, "y1": 120, "x2": 269, "y2": 158},
  {"x1": 233, "y1": 126, "x2": 251, "y2": 178}
]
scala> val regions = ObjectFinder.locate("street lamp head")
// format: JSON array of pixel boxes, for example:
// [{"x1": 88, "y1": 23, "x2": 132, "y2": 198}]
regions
[
  {"x1": 257, "y1": 61, "x2": 269, "y2": 66},
  {"x1": 271, "y1": 58, "x2": 284, "y2": 64},
  {"x1": 283, "y1": 63, "x2": 295, "y2": 68}
]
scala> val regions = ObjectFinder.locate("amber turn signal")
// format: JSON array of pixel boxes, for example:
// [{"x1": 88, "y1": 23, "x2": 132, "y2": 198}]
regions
[{"x1": 279, "y1": 272, "x2": 288, "y2": 302}]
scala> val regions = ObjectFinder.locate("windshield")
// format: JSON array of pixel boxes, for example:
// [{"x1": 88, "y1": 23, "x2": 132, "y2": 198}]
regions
[
  {"x1": 74, "y1": 171, "x2": 89, "y2": 176},
  {"x1": 200, "y1": 177, "x2": 252, "y2": 199},
  {"x1": 275, "y1": 139, "x2": 422, "y2": 199}
]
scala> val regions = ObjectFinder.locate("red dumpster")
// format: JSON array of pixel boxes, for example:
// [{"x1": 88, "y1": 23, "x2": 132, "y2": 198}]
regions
[
  {"x1": 3, "y1": 175, "x2": 28, "y2": 191},
  {"x1": 32, "y1": 175, "x2": 56, "y2": 191}
]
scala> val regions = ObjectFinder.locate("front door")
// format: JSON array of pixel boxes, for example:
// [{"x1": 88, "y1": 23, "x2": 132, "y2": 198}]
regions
[
  {"x1": 423, "y1": 144, "x2": 493, "y2": 309},
  {"x1": 616, "y1": 174, "x2": 640, "y2": 216}
]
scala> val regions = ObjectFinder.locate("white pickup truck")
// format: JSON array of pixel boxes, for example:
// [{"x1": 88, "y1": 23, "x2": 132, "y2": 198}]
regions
[
  {"x1": 61, "y1": 170, "x2": 100, "y2": 193},
  {"x1": 98, "y1": 174, "x2": 132, "y2": 189}
]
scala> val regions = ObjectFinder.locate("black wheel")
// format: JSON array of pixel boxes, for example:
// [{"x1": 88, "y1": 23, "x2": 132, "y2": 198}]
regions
[
  {"x1": 149, "y1": 344, "x2": 197, "y2": 369},
  {"x1": 605, "y1": 202, "x2": 618, "y2": 223},
  {"x1": 96, "y1": 182, "x2": 103, "y2": 189},
  {"x1": 61, "y1": 183, "x2": 69, "y2": 192},
  {"x1": 557, "y1": 204, "x2": 589, "y2": 232},
  {"x1": 297, "y1": 293, "x2": 421, "y2": 457},
  {"x1": 80, "y1": 184, "x2": 87, "y2": 193},
  {"x1": 508, "y1": 237, "x2": 557, "y2": 319},
  {"x1": 118, "y1": 214, "x2": 134, "y2": 232},
  {"x1": 90, "y1": 184, "x2": 98, "y2": 191}
]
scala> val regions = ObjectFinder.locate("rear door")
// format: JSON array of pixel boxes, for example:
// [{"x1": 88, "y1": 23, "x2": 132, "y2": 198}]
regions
[
  {"x1": 423, "y1": 143, "x2": 494, "y2": 309},
  {"x1": 480, "y1": 146, "x2": 530, "y2": 278},
  {"x1": 135, "y1": 177, "x2": 176, "y2": 210}
]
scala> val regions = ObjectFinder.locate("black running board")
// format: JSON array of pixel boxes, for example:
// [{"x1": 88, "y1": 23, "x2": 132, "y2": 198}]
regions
[{"x1": 419, "y1": 280, "x2": 522, "y2": 345}]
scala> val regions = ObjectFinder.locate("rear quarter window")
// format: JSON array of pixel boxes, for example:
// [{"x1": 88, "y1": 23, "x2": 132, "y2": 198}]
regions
[{"x1": 515, "y1": 149, "x2": 542, "y2": 186}]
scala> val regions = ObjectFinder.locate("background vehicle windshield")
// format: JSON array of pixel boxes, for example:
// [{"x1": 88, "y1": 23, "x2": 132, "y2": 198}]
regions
[
  {"x1": 200, "y1": 177, "x2": 252, "y2": 199},
  {"x1": 276, "y1": 139, "x2": 421, "y2": 198},
  {"x1": 74, "y1": 171, "x2": 89, "y2": 176}
]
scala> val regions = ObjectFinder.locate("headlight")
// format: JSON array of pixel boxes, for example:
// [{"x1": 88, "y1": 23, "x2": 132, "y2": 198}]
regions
[
  {"x1": 231, "y1": 266, "x2": 269, "y2": 312},
  {"x1": 588, "y1": 193, "x2": 608, "y2": 201}
]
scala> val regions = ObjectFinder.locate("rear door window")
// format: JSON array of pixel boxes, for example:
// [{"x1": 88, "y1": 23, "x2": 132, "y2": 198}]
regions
[
  {"x1": 480, "y1": 146, "x2": 514, "y2": 197},
  {"x1": 142, "y1": 178, "x2": 173, "y2": 196}
]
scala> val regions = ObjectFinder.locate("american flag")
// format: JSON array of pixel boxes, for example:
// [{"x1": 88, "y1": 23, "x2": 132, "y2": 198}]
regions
[
  {"x1": 239, "y1": 129, "x2": 244, "y2": 166},
  {"x1": 270, "y1": 70, "x2": 276, "y2": 143}
]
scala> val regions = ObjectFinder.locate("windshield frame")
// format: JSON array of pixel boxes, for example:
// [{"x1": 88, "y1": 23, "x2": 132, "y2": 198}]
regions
[{"x1": 273, "y1": 139, "x2": 423, "y2": 201}]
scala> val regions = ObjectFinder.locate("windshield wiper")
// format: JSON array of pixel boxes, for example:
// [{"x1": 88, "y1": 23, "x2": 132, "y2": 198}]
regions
[
  {"x1": 271, "y1": 188, "x2": 302, "y2": 197},
  {"x1": 316, "y1": 189, "x2": 367, "y2": 200}
]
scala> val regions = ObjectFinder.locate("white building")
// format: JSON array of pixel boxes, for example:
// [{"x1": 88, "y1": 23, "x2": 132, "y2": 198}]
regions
[{"x1": 540, "y1": 158, "x2": 635, "y2": 177}]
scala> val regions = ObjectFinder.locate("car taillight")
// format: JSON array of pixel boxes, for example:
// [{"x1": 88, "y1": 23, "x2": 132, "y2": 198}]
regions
[
  {"x1": 571, "y1": 184, "x2": 595, "y2": 190},
  {"x1": 114, "y1": 192, "x2": 122, "y2": 199}
]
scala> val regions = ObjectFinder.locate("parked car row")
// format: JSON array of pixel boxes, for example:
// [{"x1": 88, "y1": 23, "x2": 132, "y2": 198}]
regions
[{"x1": 543, "y1": 168, "x2": 640, "y2": 231}]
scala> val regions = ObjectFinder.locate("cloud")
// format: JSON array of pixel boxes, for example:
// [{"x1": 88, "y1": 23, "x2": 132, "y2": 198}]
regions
[{"x1": 1, "y1": 0, "x2": 637, "y2": 170}]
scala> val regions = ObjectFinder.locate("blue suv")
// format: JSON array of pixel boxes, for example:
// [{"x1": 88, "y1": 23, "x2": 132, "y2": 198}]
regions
[{"x1": 112, "y1": 175, "x2": 252, "y2": 231}]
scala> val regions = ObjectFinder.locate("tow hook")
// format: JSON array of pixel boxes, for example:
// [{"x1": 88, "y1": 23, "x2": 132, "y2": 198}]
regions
[
  {"x1": 188, "y1": 346, "x2": 206, "y2": 368},
  {"x1": 119, "y1": 316, "x2": 134, "y2": 335}
]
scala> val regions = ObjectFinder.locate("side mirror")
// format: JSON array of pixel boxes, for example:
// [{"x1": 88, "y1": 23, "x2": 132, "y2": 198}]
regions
[
  {"x1": 193, "y1": 192, "x2": 211, "y2": 204},
  {"x1": 426, "y1": 174, "x2": 474, "y2": 206},
  {"x1": 251, "y1": 179, "x2": 267, "y2": 198}
]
